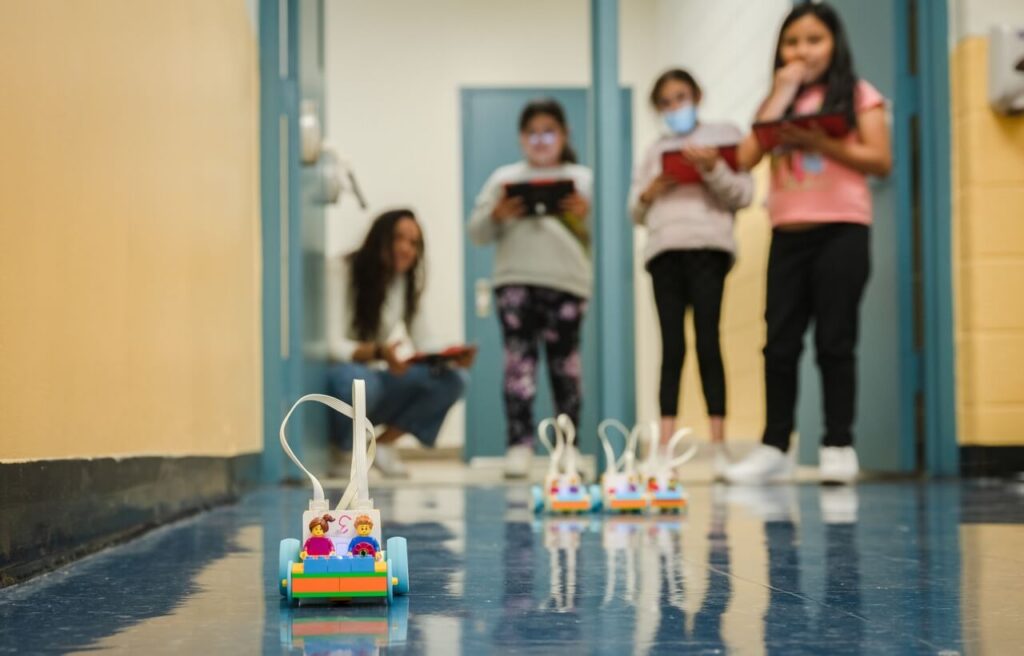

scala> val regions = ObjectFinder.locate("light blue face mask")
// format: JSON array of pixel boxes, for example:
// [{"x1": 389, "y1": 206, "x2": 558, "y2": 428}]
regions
[{"x1": 663, "y1": 104, "x2": 697, "y2": 134}]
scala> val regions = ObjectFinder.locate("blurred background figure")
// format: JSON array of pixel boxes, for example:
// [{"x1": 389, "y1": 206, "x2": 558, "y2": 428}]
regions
[
  {"x1": 326, "y1": 209, "x2": 474, "y2": 477},
  {"x1": 467, "y1": 99, "x2": 593, "y2": 479},
  {"x1": 629, "y1": 68, "x2": 753, "y2": 477}
]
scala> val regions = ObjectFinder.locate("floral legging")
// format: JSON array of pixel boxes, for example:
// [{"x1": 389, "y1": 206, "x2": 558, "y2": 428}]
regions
[{"x1": 496, "y1": 284, "x2": 586, "y2": 447}]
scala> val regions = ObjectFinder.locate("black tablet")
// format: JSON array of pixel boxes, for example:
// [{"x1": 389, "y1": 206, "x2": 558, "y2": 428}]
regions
[{"x1": 504, "y1": 179, "x2": 576, "y2": 216}]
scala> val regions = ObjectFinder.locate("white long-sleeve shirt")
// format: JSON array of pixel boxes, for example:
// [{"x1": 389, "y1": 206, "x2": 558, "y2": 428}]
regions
[
  {"x1": 325, "y1": 256, "x2": 439, "y2": 362},
  {"x1": 629, "y1": 122, "x2": 754, "y2": 264}
]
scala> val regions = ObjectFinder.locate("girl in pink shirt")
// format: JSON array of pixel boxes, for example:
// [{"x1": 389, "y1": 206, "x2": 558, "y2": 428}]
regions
[{"x1": 728, "y1": 2, "x2": 892, "y2": 485}]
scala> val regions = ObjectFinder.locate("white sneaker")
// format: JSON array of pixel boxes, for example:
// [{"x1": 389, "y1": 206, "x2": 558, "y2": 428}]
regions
[
  {"x1": 723, "y1": 445, "x2": 794, "y2": 484},
  {"x1": 373, "y1": 443, "x2": 408, "y2": 478},
  {"x1": 504, "y1": 444, "x2": 533, "y2": 479},
  {"x1": 711, "y1": 443, "x2": 732, "y2": 481},
  {"x1": 819, "y1": 446, "x2": 859, "y2": 485}
]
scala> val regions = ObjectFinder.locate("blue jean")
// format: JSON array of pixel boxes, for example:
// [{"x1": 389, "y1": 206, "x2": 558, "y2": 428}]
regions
[{"x1": 326, "y1": 362, "x2": 468, "y2": 448}]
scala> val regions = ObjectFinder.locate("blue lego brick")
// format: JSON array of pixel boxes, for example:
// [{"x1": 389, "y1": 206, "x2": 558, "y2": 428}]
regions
[
  {"x1": 327, "y1": 556, "x2": 352, "y2": 573},
  {"x1": 303, "y1": 557, "x2": 329, "y2": 573},
  {"x1": 350, "y1": 557, "x2": 375, "y2": 573}
]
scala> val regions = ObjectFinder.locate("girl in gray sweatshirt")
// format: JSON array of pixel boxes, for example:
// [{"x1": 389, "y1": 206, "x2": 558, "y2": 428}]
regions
[{"x1": 467, "y1": 98, "x2": 593, "y2": 479}]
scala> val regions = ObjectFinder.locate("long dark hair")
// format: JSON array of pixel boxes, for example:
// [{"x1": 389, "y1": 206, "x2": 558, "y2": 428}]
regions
[
  {"x1": 773, "y1": 2, "x2": 858, "y2": 127},
  {"x1": 519, "y1": 98, "x2": 578, "y2": 164},
  {"x1": 649, "y1": 68, "x2": 703, "y2": 108},
  {"x1": 346, "y1": 209, "x2": 424, "y2": 341}
]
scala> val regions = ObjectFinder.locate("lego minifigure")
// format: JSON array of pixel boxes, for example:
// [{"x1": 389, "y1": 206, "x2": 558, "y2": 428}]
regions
[
  {"x1": 300, "y1": 514, "x2": 335, "y2": 560},
  {"x1": 348, "y1": 514, "x2": 381, "y2": 559}
]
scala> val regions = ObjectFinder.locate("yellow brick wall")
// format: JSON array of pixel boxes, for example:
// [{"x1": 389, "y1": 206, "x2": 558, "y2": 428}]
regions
[
  {"x1": 951, "y1": 37, "x2": 1024, "y2": 446},
  {"x1": 0, "y1": 1, "x2": 262, "y2": 460}
]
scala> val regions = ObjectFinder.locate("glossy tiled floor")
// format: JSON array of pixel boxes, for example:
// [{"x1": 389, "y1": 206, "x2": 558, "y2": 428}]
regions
[{"x1": 2, "y1": 473, "x2": 1023, "y2": 655}]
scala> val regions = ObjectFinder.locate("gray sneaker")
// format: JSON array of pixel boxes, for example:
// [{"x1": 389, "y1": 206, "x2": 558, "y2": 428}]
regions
[
  {"x1": 373, "y1": 443, "x2": 409, "y2": 478},
  {"x1": 504, "y1": 444, "x2": 532, "y2": 479}
]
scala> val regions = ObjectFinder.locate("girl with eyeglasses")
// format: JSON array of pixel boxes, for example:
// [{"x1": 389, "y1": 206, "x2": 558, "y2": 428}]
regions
[{"x1": 467, "y1": 98, "x2": 593, "y2": 479}]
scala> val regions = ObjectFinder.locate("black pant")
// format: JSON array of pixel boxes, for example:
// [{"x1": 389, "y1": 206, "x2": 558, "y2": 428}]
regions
[
  {"x1": 763, "y1": 224, "x2": 870, "y2": 450},
  {"x1": 648, "y1": 249, "x2": 730, "y2": 417}
]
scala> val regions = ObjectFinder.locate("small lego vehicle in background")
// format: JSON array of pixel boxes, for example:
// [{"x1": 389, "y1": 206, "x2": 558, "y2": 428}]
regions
[
  {"x1": 591, "y1": 419, "x2": 647, "y2": 513},
  {"x1": 276, "y1": 382, "x2": 409, "y2": 605},
  {"x1": 638, "y1": 423, "x2": 698, "y2": 514},
  {"x1": 531, "y1": 415, "x2": 598, "y2": 514}
]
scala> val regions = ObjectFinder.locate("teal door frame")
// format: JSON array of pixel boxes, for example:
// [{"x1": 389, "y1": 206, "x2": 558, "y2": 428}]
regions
[
  {"x1": 259, "y1": 0, "x2": 328, "y2": 483},
  {"x1": 591, "y1": 0, "x2": 636, "y2": 439},
  {"x1": 915, "y1": 0, "x2": 957, "y2": 475}
]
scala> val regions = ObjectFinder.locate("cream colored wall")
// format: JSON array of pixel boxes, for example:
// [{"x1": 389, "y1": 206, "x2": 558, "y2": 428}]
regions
[
  {"x1": 324, "y1": 0, "x2": 663, "y2": 447},
  {"x1": 637, "y1": 0, "x2": 789, "y2": 440},
  {"x1": 0, "y1": 0, "x2": 262, "y2": 460},
  {"x1": 951, "y1": 36, "x2": 1024, "y2": 446}
]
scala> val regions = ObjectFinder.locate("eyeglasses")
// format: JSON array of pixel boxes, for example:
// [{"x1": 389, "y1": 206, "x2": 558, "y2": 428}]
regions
[{"x1": 526, "y1": 130, "x2": 559, "y2": 146}]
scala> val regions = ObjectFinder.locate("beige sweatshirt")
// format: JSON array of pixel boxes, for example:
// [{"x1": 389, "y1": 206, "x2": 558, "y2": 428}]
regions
[{"x1": 629, "y1": 122, "x2": 754, "y2": 265}]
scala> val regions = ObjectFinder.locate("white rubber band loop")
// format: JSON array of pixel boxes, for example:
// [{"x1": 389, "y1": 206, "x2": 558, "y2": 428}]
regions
[
  {"x1": 278, "y1": 385, "x2": 376, "y2": 509},
  {"x1": 597, "y1": 419, "x2": 629, "y2": 477}
]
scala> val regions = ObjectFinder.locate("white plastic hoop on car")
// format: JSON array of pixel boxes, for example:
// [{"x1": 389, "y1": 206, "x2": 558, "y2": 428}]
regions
[
  {"x1": 278, "y1": 380, "x2": 376, "y2": 510},
  {"x1": 597, "y1": 418, "x2": 643, "y2": 478},
  {"x1": 557, "y1": 414, "x2": 581, "y2": 479},
  {"x1": 537, "y1": 416, "x2": 564, "y2": 480}
]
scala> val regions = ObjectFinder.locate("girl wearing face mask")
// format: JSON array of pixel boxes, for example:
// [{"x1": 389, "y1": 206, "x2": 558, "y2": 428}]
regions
[
  {"x1": 727, "y1": 3, "x2": 892, "y2": 485},
  {"x1": 327, "y1": 209, "x2": 475, "y2": 478},
  {"x1": 629, "y1": 69, "x2": 753, "y2": 477},
  {"x1": 467, "y1": 98, "x2": 593, "y2": 479}
]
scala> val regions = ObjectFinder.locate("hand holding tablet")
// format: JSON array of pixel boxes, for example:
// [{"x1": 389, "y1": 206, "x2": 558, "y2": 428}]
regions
[
  {"x1": 752, "y1": 111, "x2": 851, "y2": 150},
  {"x1": 660, "y1": 145, "x2": 740, "y2": 184},
  {"x1": 407, "y1": 344, "x2": 478, "y2": 368},
  {"x1": 503, "y1": 179, "x2": 576, "y2": 217}
]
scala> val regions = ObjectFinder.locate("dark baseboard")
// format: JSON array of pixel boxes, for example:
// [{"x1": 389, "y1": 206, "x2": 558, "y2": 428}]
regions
[
  {"x1": 960, "y1": 446, "x2": 1024, "y2": 478},
  {"x1": 0, "y1": 453, "x2": 260, "y2": 587}
]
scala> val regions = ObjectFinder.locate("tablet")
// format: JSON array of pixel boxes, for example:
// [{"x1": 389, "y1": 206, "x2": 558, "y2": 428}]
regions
[
  {"x1": 504, "y1": 179, "x2": 575, "y2": 216},
  {"x1": 407, "y1": 344, "x2": 477, "y2": 366},
  {"x1": 752, "y1": 111, "x2": 851, "y2": 150},
  {"x1": 660, "y1": 144, "x2": 740, "y2": 184}
]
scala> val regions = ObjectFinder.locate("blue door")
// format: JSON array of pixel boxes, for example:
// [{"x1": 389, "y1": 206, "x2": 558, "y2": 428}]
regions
[
  {"x1": 796, "y1": 0, "x2": 918, "y2": 472},
  {"x1": 460, "y1": 87, "x2": 631, "y2": 461}
]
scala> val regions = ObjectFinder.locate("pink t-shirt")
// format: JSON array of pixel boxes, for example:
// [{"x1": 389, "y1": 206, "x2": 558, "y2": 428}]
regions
[
  {"x1": 303, "y1": 535, "x2": 334, "y2": 557},
  {"x1": 767, "y1": 79, "x2": 886, "y2": 227}
]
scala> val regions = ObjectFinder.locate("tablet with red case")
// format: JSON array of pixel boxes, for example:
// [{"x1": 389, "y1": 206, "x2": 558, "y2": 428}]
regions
[
  {"x1": 660, "y1": 145, "x2": 740, "y2": 184},
  {"x1": 752, "y1": 111, "x2": 851, "y2": 150},
  {"x1": 407, "y1": 345, "x2": 476, "y2": 365}
]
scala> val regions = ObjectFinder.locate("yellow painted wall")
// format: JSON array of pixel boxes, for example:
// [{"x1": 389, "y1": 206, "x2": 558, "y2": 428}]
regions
[
  {"x1": 0, "y1": 0, "x2": 262, "y2": 460},
  {"x1": 677, "y1": 165, "x2": 771, "y2": 440},
  {"x1": 960, "y1": 524, "x2": 1024, "y2": 654},
  {"x1": 951, "y1": 37, "x2": 1024, "y2": 446}
]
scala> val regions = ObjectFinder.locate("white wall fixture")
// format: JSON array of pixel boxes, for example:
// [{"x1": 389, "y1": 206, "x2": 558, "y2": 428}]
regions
[
  {"x1": 318, "y1": 147, "x2": 367, "y2": 208},
  {"x1": 299, "y1": 99, "x2": 323, "y2": 164},
  {"x1": 989, "y1": 25, "x2": 1024, "y2": 114}
]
